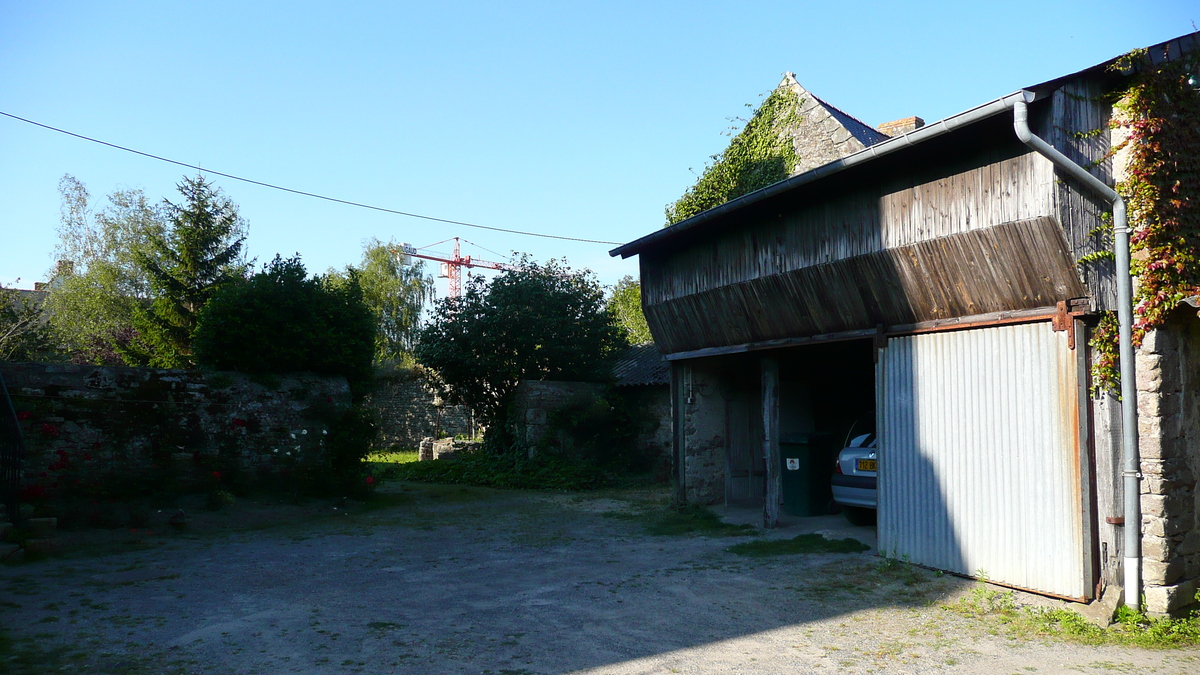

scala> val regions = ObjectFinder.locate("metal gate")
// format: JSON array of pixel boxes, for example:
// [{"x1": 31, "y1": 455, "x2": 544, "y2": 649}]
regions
[
  {"x1": 878, "y1": 321, "x2": 1090, "y2": 599},
  {"x1": 1, "y1": 371, "x2": 24, "y2": 524}
]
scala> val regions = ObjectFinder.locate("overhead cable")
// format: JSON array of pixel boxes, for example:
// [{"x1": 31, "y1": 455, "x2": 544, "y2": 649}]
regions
[{"x1": 0, "y1": 110, "x2": 622, "y2": 246}]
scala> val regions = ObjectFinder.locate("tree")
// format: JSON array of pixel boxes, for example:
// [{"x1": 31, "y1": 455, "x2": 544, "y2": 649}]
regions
[
  {"x1": 607, "y1": 275, "x2": 652, "y2": 345},
  {"x1": 326, "y1": 238, "x2": 434, "y2": 365},
  {"x1": 125, "y1": 175, "x2": 248, "y2": 367},
  {"x1": 42, "y1": 175, "x2": 168, "y2": 363},
  {"x1": 193, "y1": 255, "x2": 376, "y2": 387},
  {"x1": 0, "y1": 284, "x2": 53, "y2": 362},
  {"x1": 414, "y1": 257, "x2": 623, "y2": 433}
]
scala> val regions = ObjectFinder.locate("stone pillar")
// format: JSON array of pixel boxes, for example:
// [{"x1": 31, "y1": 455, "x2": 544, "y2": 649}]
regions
[
  {"x1": 418, "y1": 437, "x2": 435, "y2": 462},
  {"x1": 1136, "y1": 315, "x2": 1200, "y2": 615}
]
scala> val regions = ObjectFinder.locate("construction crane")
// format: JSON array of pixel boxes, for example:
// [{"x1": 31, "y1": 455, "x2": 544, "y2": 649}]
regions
[{"x1": 394, "y1": 237, "x2": 514, "y2": 298}]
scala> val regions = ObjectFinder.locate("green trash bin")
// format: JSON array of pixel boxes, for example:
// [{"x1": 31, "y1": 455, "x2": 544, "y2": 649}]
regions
[{"x1": 779, "y1": 434, "x2": 835, "y2": 517}]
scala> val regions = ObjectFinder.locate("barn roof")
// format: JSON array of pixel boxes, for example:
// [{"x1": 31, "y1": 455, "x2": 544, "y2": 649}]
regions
[{"x1": 612, "y1": 343, "x2": 669, "y2": 386}]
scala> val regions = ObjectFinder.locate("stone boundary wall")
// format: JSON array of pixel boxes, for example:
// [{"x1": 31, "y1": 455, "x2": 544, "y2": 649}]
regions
[
  {"x1": 364, "y1": 373, "x2": 475, "y2": 448},
  {"x1": 0, "y1": 363, "x2": 351, "y2": 500},
  {"x1": 1134, "y1": 310, "x2": 1200, "y2": 615},
  {"x1": 513, "y1": 381, "x2": 605, "y2": 454}
]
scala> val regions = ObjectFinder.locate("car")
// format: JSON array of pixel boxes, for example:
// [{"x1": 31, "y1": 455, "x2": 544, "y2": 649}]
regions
[{"x1": 832, "y1": 432, "x2": 877, "y2": 525}]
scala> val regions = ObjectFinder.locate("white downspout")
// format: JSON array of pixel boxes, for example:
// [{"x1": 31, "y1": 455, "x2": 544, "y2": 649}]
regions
[{"x1": 1013, "y1": 98, "x2": 1140, "y2": 610}]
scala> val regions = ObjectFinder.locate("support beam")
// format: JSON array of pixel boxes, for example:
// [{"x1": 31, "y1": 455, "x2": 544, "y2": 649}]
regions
[
  {"x1": 670, "y1": 362, "x2": 686, "y2": 505},
  {"x1": 762, "y1": 357, "x2": 781, "y2": 528}
]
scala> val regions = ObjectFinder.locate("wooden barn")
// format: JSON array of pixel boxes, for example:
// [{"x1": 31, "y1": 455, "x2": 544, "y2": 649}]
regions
[{"x1": 611, "y1": 33, "x2": 1200, "y2": 614}]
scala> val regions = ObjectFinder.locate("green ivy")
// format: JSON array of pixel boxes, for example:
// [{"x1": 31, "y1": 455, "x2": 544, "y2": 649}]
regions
[
  {"x1": 1091, "y1": 49, "x2": 1200, "y2": 393},
  {"x1": 665, "y1": 86, "x2": 803, "y2": 225}
]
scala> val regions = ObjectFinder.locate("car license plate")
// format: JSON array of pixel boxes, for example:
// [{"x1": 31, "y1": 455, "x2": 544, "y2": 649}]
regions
[{"x1": 856, "y1": 459, "x2": 877, "y2": 472}]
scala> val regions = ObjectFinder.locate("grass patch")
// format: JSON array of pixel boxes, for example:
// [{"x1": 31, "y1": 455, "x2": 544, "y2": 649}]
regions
[
  {"x1": 380, "y1": 450, "x2": 615, "y2": 490},
  {"x1": 948, "y1": 584, "x2": 1200, "y2": 648},
  {"x1": 604, "y1": 504, "x2": 758, "y2": 537},
  {"x1": 367, "y1": 450, "x2": 420, "y2": 466},
  {"x1": 726, "y1": 533, "x2": 870, "y2": 557}
]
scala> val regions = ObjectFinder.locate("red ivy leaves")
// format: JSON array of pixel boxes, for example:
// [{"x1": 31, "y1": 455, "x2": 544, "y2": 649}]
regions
[{"x1": 1094, "y1": 50, "x2": 1200, "y2": 392}]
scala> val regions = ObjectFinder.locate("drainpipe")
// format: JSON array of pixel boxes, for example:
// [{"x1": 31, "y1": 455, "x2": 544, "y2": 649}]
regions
[{"x1": 1013, "y1": 98, "x2": 1140, "y2": 610}]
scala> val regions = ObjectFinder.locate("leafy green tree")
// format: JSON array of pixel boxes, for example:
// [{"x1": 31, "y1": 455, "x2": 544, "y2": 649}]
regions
[
  {"x1": 414, "y1": 257, "x2": 622, "y2": 432},
  {"x1": 125, "y1": 175, "x2": 248, "y2": 367},
  {"x1": 607, "y1": 275, "x2": 652, "y2": 344},
  {"x1": 42, "y1": 175, "x2": 168, "y2": 363},
  {"x1": 327, "y1": 238, "x2": 433, "y2": 365},
  {"x1": 193, "y1": 255, "x2": 376, "y2": 387}
]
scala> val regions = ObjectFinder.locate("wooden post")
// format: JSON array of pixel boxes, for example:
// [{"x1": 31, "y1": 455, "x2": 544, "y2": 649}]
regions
[
  {"x1": 671, "y1": 361, "x2": 686, "y2": 505},
  {"x1": 762, "y1": 356, "x2": 780, "y2": 528}
]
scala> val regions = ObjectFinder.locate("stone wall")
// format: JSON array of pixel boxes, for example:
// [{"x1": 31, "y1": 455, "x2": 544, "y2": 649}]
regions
[
  {"x1": 1134, "y1": 309, "x2": 1200, "y2": 615},
  {"x1": 678, "y1": 361, "x2": 727, "y2": 505},
  {"x1": 1, "y1": 363, "x2": 351, "y2": 501},
  {"x1": 511, "y1": 380, "x2": 671, "y2": 467},
  {"x1": 365, "y1": 372, "x2": 475, "y2": 448},
  {"x1": 512, "y1": 381, "x2": 605, "y2": 454}
]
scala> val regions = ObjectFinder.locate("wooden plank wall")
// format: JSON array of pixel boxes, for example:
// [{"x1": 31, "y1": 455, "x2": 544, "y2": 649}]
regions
[
  {"x1": 644, "y1": 217, "x2": 1088, "y2": 354},
  {"x1": 1050, "y1": 76, "x2": 1117, "y2": 311},
  {"x1": 643, "y1": 147, "x2": 1057, "y2": 308}
]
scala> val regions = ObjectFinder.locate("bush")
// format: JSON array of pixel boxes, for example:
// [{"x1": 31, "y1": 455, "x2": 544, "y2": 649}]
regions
[{"x1": 194, "y1": 255, "x2": 375, "y2": 387}]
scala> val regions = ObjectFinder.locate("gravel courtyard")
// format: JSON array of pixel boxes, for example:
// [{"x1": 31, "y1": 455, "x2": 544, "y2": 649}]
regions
[{"x1": 2, "y1": 483, "x2": 1198, "y2": 674}]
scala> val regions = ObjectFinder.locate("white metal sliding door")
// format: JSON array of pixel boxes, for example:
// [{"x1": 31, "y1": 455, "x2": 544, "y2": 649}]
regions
[{"x1": 878, "y1": 321, "x2": 1089, "y2": 599}]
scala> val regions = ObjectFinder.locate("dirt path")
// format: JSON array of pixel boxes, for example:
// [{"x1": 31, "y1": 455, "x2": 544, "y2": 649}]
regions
[{"x1": 2, "y1": 484, "x2": 1198, "y2": 674}]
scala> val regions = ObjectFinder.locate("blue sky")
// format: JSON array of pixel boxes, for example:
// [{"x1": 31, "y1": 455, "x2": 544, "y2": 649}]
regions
[{"x1": 0, "y1": 1, "x2": 1193, "y2": 299}]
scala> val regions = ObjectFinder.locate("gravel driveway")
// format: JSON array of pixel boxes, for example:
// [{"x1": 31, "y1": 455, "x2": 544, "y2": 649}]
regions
[{"x1": 2, "y1": 483, "x2": 1198, "y2": 674}]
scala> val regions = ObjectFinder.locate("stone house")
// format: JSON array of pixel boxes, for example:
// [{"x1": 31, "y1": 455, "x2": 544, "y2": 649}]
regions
[{"x1": 611, "y1": 33, "x2": 1200, "y2": 615}]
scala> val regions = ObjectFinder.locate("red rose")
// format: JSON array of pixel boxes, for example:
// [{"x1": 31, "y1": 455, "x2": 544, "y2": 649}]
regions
[
  {"x1": 365, "y1": 476, "x2": 376, "y2": 486},
  {"x1": 212, "y1": 471, "x2": 221, "y2": 481},
  {"x1": 16, "y1": 411, "x2": 32, "y2": 421}
]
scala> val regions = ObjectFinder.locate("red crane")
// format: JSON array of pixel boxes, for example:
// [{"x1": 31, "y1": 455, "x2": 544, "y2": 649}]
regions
[{"x1": 395, "y1": 237, "x2": 514, "y2": 298}]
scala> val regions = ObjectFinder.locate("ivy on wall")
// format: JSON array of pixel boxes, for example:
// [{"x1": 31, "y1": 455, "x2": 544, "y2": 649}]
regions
[
  {"x1": 1090, "y1": 49, "x2": 1200, "y2": 392},
  {"x1": 664, "y1": 86, "x2": 803, "y2": 225}
]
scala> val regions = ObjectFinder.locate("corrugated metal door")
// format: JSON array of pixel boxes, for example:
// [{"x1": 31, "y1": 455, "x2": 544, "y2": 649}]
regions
[{"x1": 878, "y1": 322, "x2": 1089, "y2": 599}]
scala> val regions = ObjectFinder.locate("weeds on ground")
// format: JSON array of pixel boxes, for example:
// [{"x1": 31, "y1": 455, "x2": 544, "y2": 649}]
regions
[
  {"x1": 367, "y1": 450, "x2": 420, "y2": 467},
  {"x1": 605, "y1": 504, "x2": 758, "y2": 537},
  {"x1": 726, "y1": 533, "x2": 869, "y2": 557},
  {"x1": 380, "y1": 451, "x2": 615, "y2": 490},
  {"x1": 947, "y1": 582, "x2": 1200, "y2": 648}
]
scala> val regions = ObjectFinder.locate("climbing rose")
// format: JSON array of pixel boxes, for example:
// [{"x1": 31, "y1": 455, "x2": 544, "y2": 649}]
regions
[{"x1": 365, "y1": 476, "x2": 376, "y2": 486}]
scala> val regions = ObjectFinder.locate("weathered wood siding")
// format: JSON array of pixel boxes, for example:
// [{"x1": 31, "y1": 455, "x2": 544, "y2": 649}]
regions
[
  {"x1": 644, "y1": 217, "x2": 1087, "y2": 354},
  {"x1": 1050, "y1": 76, "x2": 1117, "y2": 310},
  {"x1": 643, "y1": 147, "x2": 1058, "y2": 308}
]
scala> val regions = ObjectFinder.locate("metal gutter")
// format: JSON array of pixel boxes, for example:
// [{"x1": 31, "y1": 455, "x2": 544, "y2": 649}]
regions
[
  {"x1": 610, "y1": 89, "x2": 1040, "y2": 259},
  {"x1": 1012, "y1": 98, "x2": 1141, "y2": 611}
]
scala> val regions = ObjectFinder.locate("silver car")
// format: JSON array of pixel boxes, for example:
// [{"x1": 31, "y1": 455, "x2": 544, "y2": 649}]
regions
[{"x1": 831, "y1": 432, "x2": 876, "y2": 525}]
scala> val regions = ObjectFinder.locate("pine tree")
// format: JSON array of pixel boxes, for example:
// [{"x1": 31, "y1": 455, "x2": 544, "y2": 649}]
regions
[{"x1": 124, "y1": 175, "x2": 247, "y2": 367}]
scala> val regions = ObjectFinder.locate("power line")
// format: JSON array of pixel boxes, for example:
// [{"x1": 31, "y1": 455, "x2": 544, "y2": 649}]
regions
[{"x1": 0, "y1": 110, "x2": 623, "y2": 246}]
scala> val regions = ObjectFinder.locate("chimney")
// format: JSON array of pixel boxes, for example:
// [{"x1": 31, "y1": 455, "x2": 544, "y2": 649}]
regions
[{"x1": 876, "y1": 116, "x2": 925, "y2": 137}]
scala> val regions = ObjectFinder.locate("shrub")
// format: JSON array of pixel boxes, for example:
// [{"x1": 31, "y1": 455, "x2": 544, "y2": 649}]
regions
[{"x1": 194, "y1": 255, "x2": 375, "y2": 388}]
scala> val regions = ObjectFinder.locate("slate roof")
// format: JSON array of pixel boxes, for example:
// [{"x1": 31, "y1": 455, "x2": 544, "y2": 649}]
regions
[
  {"x1": 613, "y1": 343, "x2": 669, "y2": 387},
  {"x1": 777, "y1": 73, "x2": 891, "y2": 176}
]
